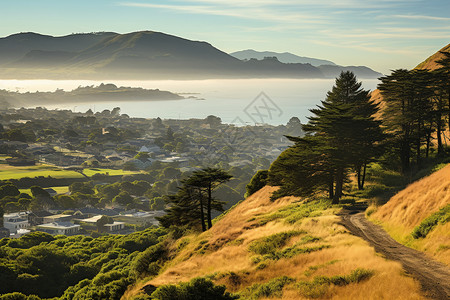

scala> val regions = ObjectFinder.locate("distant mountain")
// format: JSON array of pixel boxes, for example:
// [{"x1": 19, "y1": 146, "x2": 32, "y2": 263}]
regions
[
  {"x1": 0, "y1": 32, "x2": 116, "y2": 65},
  {"x1": 231, "y1": 49, "x2": 381, "y2": 79},
  {"x1": 230, "y1": 49, "x2": 336, "y2": 66},
  {"x1": 317, "y1": 65, "x2": 381, "y2": 79},
  {"x1": 0, "y1": 31, "x2": 374, "y2": 79}
]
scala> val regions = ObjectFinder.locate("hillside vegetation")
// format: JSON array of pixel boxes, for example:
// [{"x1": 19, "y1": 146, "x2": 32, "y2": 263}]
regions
[
  {"x1": 125, "y1": 186, "x2": 423, "y2": 299},
  {"x1": 371, "y1": 164, "x2": 450, "y2": 264}
]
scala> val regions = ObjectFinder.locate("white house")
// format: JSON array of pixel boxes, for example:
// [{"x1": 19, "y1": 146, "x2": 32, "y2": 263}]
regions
[
  {"x1": 3, "y1": 212, "x2": 30, "y2": 234},
  {"x1": 36, "y1": 222, "x2": 80, "y2": 235},
  {"x1": 104, "y1": 222, "x2": 125, "y2": 232}
]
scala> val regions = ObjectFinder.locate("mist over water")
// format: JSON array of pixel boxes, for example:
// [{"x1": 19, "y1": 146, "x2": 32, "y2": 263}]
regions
[{"x1": 0, "y1": 78, "x2": 379, "y2": 125}]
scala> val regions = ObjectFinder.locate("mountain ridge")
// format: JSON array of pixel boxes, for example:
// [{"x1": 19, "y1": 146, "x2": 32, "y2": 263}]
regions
[{"x1": 0, "y1": 31, "x2": 377, "y2": 79}]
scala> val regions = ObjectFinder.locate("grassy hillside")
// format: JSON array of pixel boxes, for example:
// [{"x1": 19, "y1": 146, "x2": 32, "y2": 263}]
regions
[
  {"x1": 415, "y1": 44, "x2": 450, "y2": 70},
  {"x1": 371, "y1": 165, "x2": 450, "y2": 265},
  {"x1": 124, "y1": 186, "x2": 423, "y2": 299}
]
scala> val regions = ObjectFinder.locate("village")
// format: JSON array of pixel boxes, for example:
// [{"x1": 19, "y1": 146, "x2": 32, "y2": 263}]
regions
[{"x1": 0, "y1": 106, "x2": 302, "y2": 238}]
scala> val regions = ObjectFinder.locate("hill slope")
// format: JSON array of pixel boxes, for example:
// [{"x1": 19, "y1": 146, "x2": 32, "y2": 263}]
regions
[
  {"x1": 372, "y1": 164, "x2": 450, "y2": 264},
  {"x1": 125, "y1": 186, "x2": 423, "y2": 299},
  {"x1": 370, "y1": 43, "x2": 450, "y2": 108}
]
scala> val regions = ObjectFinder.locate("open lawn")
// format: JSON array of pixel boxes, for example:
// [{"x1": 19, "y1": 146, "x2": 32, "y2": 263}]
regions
[
  {"x1": 0, "y1": 164, "x2": 140, "y2": 181},
  {"x1": 20, "y1": 186, "x2": 70, "y2": 196}
]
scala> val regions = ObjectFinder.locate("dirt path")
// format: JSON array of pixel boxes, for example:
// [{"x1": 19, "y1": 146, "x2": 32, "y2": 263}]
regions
[{"x1": 339, "y1": 206, "x2": 450, "y2": 300}]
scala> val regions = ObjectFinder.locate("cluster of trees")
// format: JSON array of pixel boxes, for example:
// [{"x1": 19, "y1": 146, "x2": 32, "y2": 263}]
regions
[
  {"x1": 0, "y1": 183, "x2": 57, "y2": 213},
  {"x1": 269, "y1": 71, "x2": 383, "y2": 203},
  {"x1": 378, "y1": 52, "x2": 450, "y2": 172},
  {"x1": 158, "y1": 168, "x2": 232, "y2": 231},
  {"x1": 0, "y1": 227, "x2": 168, "y2": 299},
  {"x1": 268, "y1": 53, "x2": 450, "y2": 202}
]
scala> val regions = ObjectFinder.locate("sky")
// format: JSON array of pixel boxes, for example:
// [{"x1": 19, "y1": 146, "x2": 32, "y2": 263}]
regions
[{"x1": 2, "y1": 0, "x2": 450, "y2": 73}]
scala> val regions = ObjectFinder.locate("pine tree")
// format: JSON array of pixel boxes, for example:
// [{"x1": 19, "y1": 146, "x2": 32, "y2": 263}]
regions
[
  {"x1": 304, "y1": 71, "x2": 382, "y2": 198},
  {"x1": 158, "y1": 167, "x2": 232, "y2": 231},
  {"x1": 269, "y1": 72, "x2": 382, "y2": 202}
]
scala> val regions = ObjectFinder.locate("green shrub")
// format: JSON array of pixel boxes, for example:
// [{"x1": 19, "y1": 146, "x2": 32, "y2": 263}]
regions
[
  {"x1": 258, "y1": 200, "x2": 331, "y2": 226},
  {"x1": 248, "y1": 230, "x2": 305, "y2": 255},
  {"x1": 411, "y1": 205, "x2": 450, "y2": 239},
  {"x1": 297, "y1": 268, "x2": 374, "y2": 298},
  {"x1": 243, "y1": 276, "x2": 295, "y2": 299},
  {"x1": 150, "y1": 277, "x2": 239, "y2": 300},
  {"x1": 245, "y1": 170, "x2": 268, "y2": 198}
]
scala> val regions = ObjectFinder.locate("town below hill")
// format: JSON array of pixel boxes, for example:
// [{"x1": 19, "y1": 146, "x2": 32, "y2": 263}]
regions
[{"x1": 0, "y1": 106, "x2": 302, "y2": 239}]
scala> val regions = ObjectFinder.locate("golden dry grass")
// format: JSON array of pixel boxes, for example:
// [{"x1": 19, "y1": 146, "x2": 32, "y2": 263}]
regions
[
  {"x1": 415, "y1": 43, "x2": 450, "y2": 70},
  {"x1": 123, "y1": 186, "x2": 425, "y2": 300},
  {"x1": 373, "y1": 164, "x2": 450, "y2": 230},
  {"x1": 372, "y1": 165, "x2": 450, "y2": 265}
]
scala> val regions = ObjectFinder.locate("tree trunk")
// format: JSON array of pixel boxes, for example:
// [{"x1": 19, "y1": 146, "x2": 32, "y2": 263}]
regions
[
  {"x1": 328, "y1": 177, "x2": 334, "y2": 200},
  {"x1": 198, "y1": 190, "x2": 206, "y2": 232},
  {"x1": 437, "y1": 114, "x2": 443, "y2": 155},
  {"x1": 361, "y1": 163, "x2": 367, "y2": 190},
  {"x1": 416, "y1": 121, "x2": 421, "y2": 166},
  {"x1": 400, "y1": 139, "x2": 410, "y2": 174},
  {"x1": 356, "y1": 166, "x2": 362, "y2": 190},
  {"x1": 207, "y1": 185, "x2": 212, "y2": 229},
  {"x1": 333, "y1": 167, "x2": 344, "y2": 204}
]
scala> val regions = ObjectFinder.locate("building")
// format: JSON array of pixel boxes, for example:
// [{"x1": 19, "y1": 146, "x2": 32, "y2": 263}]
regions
[
  {"x1": 36, "y1": 222, "x2": 80, "y2": 235},
  {"x1": 3, "y1": 212, "x2": 30, "y2": 234},
  {"x1": 114, "y1": 211, "x2": 165, "y2": 226},
  {"x1": 42, "y1": 214, "x2": 72, "y2": 223},
  {"x1": 104, "y1": 222, "x2": 125, "y2": 232}
]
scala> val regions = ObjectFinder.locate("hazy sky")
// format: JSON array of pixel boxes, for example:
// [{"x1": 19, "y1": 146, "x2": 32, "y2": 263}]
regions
[{"x1": 2, "y1": 0, "x2": 449, "y2": 73}]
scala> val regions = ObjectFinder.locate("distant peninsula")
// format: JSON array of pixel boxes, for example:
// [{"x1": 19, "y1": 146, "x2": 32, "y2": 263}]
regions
[{"x1": 0, "y1": 83, "x2": 184, "y2": 107}]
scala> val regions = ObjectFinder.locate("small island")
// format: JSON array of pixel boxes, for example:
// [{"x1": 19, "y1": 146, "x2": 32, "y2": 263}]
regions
[{"x1": 0, "y1": 83, "x2": 185, "y2": 107}]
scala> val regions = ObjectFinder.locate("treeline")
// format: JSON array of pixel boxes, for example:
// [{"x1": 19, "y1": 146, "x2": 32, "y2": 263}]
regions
[{"x1": 268, "y1": 51, "x2": 450, "y2": 202}]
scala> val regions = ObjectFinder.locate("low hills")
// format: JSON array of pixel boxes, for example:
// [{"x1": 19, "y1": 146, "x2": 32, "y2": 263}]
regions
[
  {"x1": 231, "y1": 49, "x2": 381, "y2": 79},
  {"x1": 0, "y1": 31, "x2": 378, "y2": 80},
  {"x1": 230, "y1": 49, "x2": 336, "y2": 66}
]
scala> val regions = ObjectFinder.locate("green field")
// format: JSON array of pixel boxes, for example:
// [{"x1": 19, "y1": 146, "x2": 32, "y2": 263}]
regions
[
  {"x1": 20, "y1": 186, "x2": 70, "y2": 196},
  {"x1": 0, "y1": 164, "x2": 140, "y2": 181}
]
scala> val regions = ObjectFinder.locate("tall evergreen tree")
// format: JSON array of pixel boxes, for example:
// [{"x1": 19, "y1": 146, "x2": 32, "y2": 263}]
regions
[
  {"x1": 379, "y1": 69, "x2": 434, "y2": 171},
  {"x1": 158, "y1": 167, "x2": 231, "y2": 231},
  {"x1": 303, "y1": 71, "x2": 382, "y2": 198},
  {"x1": 269, "y1": 72, "x2": 382, "y2": 203}
]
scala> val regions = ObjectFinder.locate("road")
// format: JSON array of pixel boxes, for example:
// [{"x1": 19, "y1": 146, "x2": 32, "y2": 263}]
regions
[{"x1": 339, "y1": 206, "x2": 450, "y2": 300}]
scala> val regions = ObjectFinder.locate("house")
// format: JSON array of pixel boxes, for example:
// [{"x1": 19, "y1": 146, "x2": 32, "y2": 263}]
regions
[
  {"x1": 114, "y1": 211, "x2": 165, "y2": 226},
  {"x1": 28, "y1": 211, "x2": 55, "y2": 226},
  {"x1": 74, "y1": 215, "x2": 125, "y2": 232},
  {"x1": 36, "y1": 222, "x2": 80, "y2": 235},
  {"x1": 104, "y1": 222, "x2": 125, "y2": 232},
  {"x1": 11, "y1": 228, "x2": 31, "y2": 238},
  {"x1": 42, "y1": 214, "x2": 72, "y2": 223},
  {"x1": 73, "y1": 207, "x2": 120, "y2": 218},
  {"x1": 44, "y1": 188, "x2": 58, "y2": 197},
  {"x1": 3, "y1": 212, "x2": 30, "y2": 234}
]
